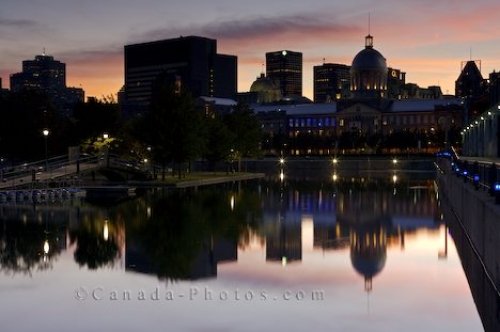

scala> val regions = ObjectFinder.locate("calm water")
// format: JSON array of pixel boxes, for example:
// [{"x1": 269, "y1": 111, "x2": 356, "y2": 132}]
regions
[{"x1": 0, "y1": 174, "x2": 483, "y2": 331}]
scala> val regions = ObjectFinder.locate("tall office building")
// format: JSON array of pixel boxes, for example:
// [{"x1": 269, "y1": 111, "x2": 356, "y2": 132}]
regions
[
  {"x1": 10, "y1": 53, "x2": 84, "y2": 113},
  {"x1": 11, "y1": 54, "x2": 66, "y2": 93},
  {"x1": 313, "y1": 63, "x2": 350, "y2": 103},
  {"x1": 124, "y1": 36, "x2": 237, "y2": 112},
  {"x1": 266, "y1": 50, "x2": 302, "y2": 97}
]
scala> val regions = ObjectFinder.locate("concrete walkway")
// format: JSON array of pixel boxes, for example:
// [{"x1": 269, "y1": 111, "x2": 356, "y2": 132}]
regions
[
  {"x1": 129, "y1": 172, "x2": 266, "y2": 189},
  {"x1": 459, "y1": 156, "x2": 500, "y2": 165}
]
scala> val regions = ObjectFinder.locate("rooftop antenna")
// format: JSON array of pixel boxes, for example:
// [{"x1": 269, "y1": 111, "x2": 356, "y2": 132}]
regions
[
  {"x1": 323, "y1": 57, "x2": 326, "y2": 65},
  {"x1": 42, "y1": 47, "x2": 46, "y2": 56},
  {"x1": 368, "y1": 12, "x2": 371, "y2": 35},
  {"x1": 261, "y1": 63, "x2": 265, "y2": 75},
  {"x1": 365, "y1": 13, "x2": 374, "y2": 48}
]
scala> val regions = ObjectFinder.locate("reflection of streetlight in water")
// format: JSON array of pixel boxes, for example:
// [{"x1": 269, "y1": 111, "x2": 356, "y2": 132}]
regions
[
  {"x1": 43, "y1": 240, "x2": 50, "y2": 263},
  {"x1": 103, "y1": 220, "x2": 109, "y2": 241},
  {"x1": 230, "y1": 195, "x2": 235, "y2": 211},
  {"x1": 438, "y1": 222, "x2": 448, "y2": 260}
]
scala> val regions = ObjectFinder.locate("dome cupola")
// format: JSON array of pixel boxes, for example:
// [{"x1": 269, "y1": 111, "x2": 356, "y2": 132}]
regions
[{"x1": 350, "y1": 35, "x2": 388, "y2": 99}]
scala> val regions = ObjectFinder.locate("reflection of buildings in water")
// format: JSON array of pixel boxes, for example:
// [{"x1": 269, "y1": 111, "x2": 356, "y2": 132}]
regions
[
  {"x1": 265, "y1": 219, "x2": 302, "y2": 264},
  {"x1": 261, "y1": 184, "x2": 438, "y2": 290},
  {"x1": 350, "y1": 225, "x2": 387, "y2": 292},
  {"x1": 125, "y1": 238, "x2": 237, "y2": 280}
]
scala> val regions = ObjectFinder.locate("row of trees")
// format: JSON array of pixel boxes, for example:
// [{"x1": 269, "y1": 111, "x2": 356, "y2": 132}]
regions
[
  {"x1": 0, "y1": 80, "x2": 262, "y2": 174},
  {"x1": 133, "y1": 79, "x2": 261, "y2": 178}
]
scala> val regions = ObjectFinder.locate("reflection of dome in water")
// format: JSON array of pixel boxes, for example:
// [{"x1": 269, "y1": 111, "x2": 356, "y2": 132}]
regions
[
  {"x1": 250, "y1": 73, "x2": 281, "y2": 103},
  {"x1": 350, "y1": 227, "x2": 387, "y2": 291},
  {"x1": 350, "y1": 35, "x2": 388, "y2": 99}
]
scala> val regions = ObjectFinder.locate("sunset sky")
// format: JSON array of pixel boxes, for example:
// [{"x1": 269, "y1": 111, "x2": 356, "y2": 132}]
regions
[{"x1": 1, "y1": 0, "x2": 500, "y2": 100}]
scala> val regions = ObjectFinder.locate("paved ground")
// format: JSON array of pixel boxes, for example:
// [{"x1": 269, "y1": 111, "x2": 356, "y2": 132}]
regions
[{"x1": 459, "y1": 156, "x2": 500, "y2": 165}]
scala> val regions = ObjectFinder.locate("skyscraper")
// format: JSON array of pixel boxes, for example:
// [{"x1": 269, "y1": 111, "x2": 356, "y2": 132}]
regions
[
  {"x1": 10, "y1": 53, "x2": 84, "y2": 113},
  {"x1": 313, "y1": 63, "x2": 350, "y2": 103},
  {"x1": 11, "y1": 54, "x2": 66, "y2": 93},
  {"x1": 266, "y1": 50, "x2": 302, "y2": 97},
  {"x1": 124, "y1": 36, "x2": 237, "y2": 113}
]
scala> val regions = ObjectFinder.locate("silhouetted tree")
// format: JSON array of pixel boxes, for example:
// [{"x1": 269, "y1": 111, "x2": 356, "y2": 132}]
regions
[
  {"x1": 224, "y1": 103, "x2": 262, "y2": 170},
  {"x1": 141, "y1": 75, "x2": 207, "y2": 178}
]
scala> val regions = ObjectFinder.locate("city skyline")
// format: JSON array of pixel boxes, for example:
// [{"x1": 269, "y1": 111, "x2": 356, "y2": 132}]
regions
[{"x1": 1, "y1": 0, "x2": 500, "y2": 99}]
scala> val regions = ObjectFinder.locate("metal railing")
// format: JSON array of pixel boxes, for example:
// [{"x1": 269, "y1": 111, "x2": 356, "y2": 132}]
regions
[{"x1": 445, "y1": 155, "x2": 500, "y2": 204}]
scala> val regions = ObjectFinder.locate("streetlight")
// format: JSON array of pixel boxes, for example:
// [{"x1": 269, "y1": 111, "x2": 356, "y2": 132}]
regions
[
  {"x1": 43, "y1": 129, "x2": 49, "y2": 172},
  {"x1": 103, "y1": 133, "x2": 110, "y2": 167}
]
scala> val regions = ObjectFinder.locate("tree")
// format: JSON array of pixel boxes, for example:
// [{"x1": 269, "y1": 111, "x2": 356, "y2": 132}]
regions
[
  {"x1": 0, "y1": 89, "x2": 70, "y2": 161},
  {"x1": 140, "y1": 75, "x2": 207, "y2": 178},
  {"x1": 204, "y1": 114, "x2": 235, "y2": 171},
  {"x1": 223, "y1": 103, "x2": 262, "y2": 171},
  {"x1": 71, "y1": 97, "x2": 120, "y2": 143}
]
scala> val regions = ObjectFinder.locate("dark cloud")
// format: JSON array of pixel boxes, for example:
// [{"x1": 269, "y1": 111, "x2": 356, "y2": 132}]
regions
[
  {"x1": 0, "y1": 17, "x2": 40, "y2": 28},
  {"x1": 58, "y1": 48, "x2": 122, "y2": 64},
  {"x1": 133, "y1": 13, "x2": 361, "y2": 44}
]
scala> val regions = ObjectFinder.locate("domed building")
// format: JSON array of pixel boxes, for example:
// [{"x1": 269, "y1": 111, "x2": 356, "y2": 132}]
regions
[
  {"x1": 250, "y1": 73, "x2": 282, "y2": 104},
  {"x1": 350, "y1": 35, "x2": 388, "y2": 99}
]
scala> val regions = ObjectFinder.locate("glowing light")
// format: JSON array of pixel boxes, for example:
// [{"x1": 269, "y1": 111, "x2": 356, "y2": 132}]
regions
[
  {"x1": 230, "y1": 195, "x2": 235, "y2": 211},
  {"x1": 43, "y1": 240, "x2": 50, "y2": 254},
  {"x1": 392, "y1": 175, "x2": 398, "y2": 183},
  {"x1": 282, "y1": 50, "x2": 287, "y2": 56},
  {"x1": 103, "y1": 133, "x2": 109, "y2": 139},
  {"x1": 103, "y1": 220, "x2": 109, "y2": 241},
  {"x1": 279, "y1": 171, "x2": 285, "y2": 182},
  {"x1": 147, "y1": 206, "x2": 152, "y2": 218},
  {"x1": 42, "y1": 129, "x2": 49, "y2": 137},
  {"x1": 332, "y1": 173, "x2": 338, "y2": 182},
  {"x1": 281, "y1": 256, "x2": 287, "y2": 266},
  {"x1": 393, "y1": 158, "x2": 398, "y2": 165},
  {"x1": 279, "y1": 158, "x2": 285, "y2": 165},
  {"x1": 332, "y1": 158, "x2": 338, "y2": 165}
]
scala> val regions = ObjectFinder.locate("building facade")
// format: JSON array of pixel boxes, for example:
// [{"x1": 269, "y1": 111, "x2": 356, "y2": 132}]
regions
[
  {"x1": 313, "y1": 63, "x2": 350, "y2": 103},
  {"x1": 266, "y1": 50, "x2": 302, "y2": 97},
  {"x1": 124, "y1": 36, "x2": 237, "y2": 113}
]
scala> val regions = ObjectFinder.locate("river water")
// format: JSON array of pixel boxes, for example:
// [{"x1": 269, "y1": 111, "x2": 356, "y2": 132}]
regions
[{"x1": 0, "y1": 172, "x2": 484, "y2": 331}]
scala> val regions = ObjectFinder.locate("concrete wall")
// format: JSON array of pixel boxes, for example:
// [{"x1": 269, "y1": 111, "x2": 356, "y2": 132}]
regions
[{"x1": 438, "y1": 168, "x2": 500, "y2": 289}]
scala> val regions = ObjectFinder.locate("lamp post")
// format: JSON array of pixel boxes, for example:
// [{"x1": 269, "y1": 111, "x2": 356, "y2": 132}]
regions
[
  {"x1": 103, "y1": 133, "x2": 110, "y2": 167},
  {"x1": 43, "y1": 129, "x2": 50, "y2": 173}
]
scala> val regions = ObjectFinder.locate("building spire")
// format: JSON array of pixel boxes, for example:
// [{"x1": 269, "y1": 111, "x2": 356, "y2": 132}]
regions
[
  {"x1": 365, "y1": 13, "x2": 373, "y2": 48},
  {"x1": 368, "y1": 12, "x2": 371, "y2": 35}
]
